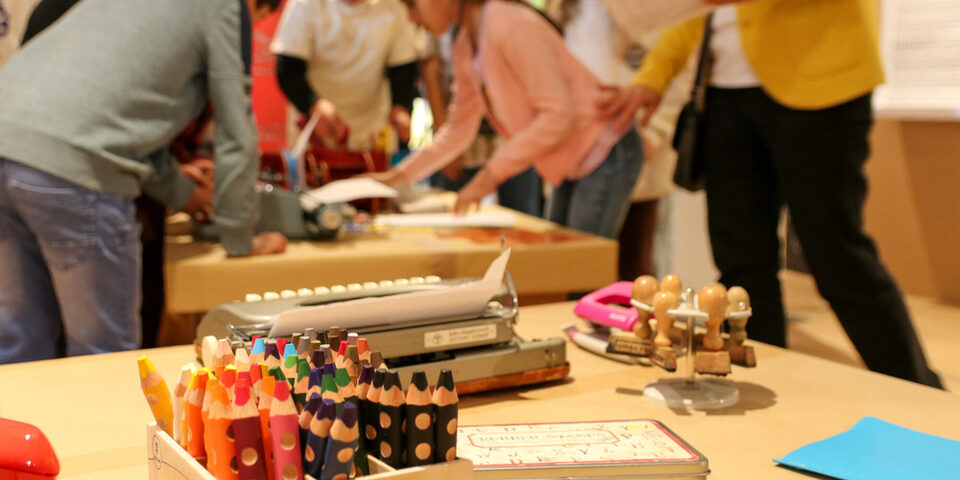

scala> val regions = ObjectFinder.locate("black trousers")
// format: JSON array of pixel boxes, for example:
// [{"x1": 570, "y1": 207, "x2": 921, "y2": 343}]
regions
[{"x1": 702, "y1": 88, "x2": 941, "y2": 387}]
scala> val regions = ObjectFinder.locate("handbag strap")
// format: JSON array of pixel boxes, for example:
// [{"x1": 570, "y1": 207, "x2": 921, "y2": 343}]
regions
[{"x1": 690, "y1": 13, "x2": 715, "y2": 112}]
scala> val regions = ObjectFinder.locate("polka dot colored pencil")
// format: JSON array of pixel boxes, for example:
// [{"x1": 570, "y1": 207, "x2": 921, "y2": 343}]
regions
[
  {"x1": 269, "y1": 380, "x2": 304, "y2": 480},
  {"x1": 298, "y1": 396, "x2": 322, "y2": 450},
  {"x1": 233, "y1": 378, "x2": 268, "y2": 480},
  {"x1": 208, "y1": 381, "x2": 238, "y2": 480},
  {"x1": 335, "y1": 366, "x2": 368, "y2": 475},
  {"x1": 378, "y1": 370, "x2": 405, "y2": 468},
  {"x1": 405, "y1": 370, "x2": 435, "y2": 466},
  {"x1": 303, "y1": 398, "x2": 335, "y2": 478},
  {"x1": 185, "y1": 369, "x2": 210, "y2": 458},
  {"x1": 174, "y1": 363, "x2": 195, "y2": 447},
  {"x1": 250, "y1": 337, "x2": 266, "y2": 365},
  {"x1": 355, "y1": 365, "x2": 376, "y2": 457},
  {"x1": 319, "y1": 402, "x2": 360, "y2": 480},
  {"x1": 258, "y1": 376, "x2": 277, "y2": 480},
  {"x1": 364, "y1": 369, "x2": 385, "y2": 458},
  {"x1": 294, "y1": 358, "x2": 311, "y2": 407},
  {"x1": 433, "y1": 369, "x2": 459, "y2": 463},
  {"x1": 137, "y1": 355, "x2": 175, "y2": 436}
]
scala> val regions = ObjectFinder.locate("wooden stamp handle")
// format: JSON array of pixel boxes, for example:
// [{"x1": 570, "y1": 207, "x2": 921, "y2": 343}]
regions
[
  {"x1": 653, "y1": 291, "x2": 679, "y2": 348},
  {"x1": 699, "y1": 284, "x2": 727, "y2": 351}
]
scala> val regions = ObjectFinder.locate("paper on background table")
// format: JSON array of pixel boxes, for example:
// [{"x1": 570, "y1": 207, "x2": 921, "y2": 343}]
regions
[
  {"x1": 601, "y1": 0, "x2": 712, "y2": 41},
  {"x1": 377, "y1": 212, "x2": 516, "y2": 228},
  {"x1": 774, "y1": 417, "x2": 960, "y2": 480},
  {"x1": 268, "y1": 249, "x2": 511, "y2": 337},
  {"x1": 301, "y1": 177, "x2": 398, "y2": 207}
]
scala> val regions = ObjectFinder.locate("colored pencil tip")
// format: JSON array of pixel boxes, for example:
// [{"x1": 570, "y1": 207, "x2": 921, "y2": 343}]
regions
[
  {"x1": 338, "y1": 402, "x2": 358, "y2": 428},
  {"x1": 283, "y1": 343, "x2": 297, "y2": 359},
  {"x1": 304, "y1": 395, "x2": 322, "y2": 415},
  {"x1": 372, "y1": 369, "x2": 385, "y2": 388},
  {"x1": 323, "y1": 363, "x2": 336, "y2": 376},
  {"x1": 309, "y1": 368, "x2": 323, "y2": 388},
  {"x1": 357, "y1": 365, "x2": 374, "y2": 385},
  {"x1": 338, "y1": 341, "x2": 349, "y2": 356},
  {"x1": 321, "y1": 374, "x2": 339, "y2": 393},
  {"x1": 273, "y1": 378, "x2": 291, "y2": 400},
  {"x1": 310, "y1": 350, "x2": 324, "y2": 368},
  {"x1": 335, "y1": 368, "x2": 351, "y2": 387},
  {"x1": 410, "y1": 370, "x2": 429, "y2": 391},
  {"x1": 356, "y1": 338, "x2": 370, "y2": 354},
  {"x1": 265, "y1": 343, "x2": 279, "y2": 359},
  {"x1": 235, "y1": 378, "x2": 252, "y2": 405},
  {"x1": 136, "y1": 355, "x2": 154, "y2": 378},
  {"x1": 437, "y1": 369, "x2": 456, "y2": 390},
  {"x1": 319, "y1": 399, "x2": 336, "y2": 420},
  {"x1": 248, "y1": 363, "x2": 263, "y2": 381},
  {"x1": 383, "y1": 370, "x2": 401, "y2": 390},
  {"x1": 216, "y1": 338, "x2": 233, "y2": 356},
  {"x1": 262, "y1": 376, "x2": 277, "y2": 397},
  {"x1": 251, "y1": 337, "x2": 265, "y2": 355}
]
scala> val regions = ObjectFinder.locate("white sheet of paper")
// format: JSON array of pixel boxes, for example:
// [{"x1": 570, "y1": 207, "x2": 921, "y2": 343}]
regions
[
  {"x1": 301, "y1": 178, "x2": 398, "y2": 207},
  {"x1": 268, "y1": 249, "x2": 511, "y2": 337},
  {"x1": 377, "y1": 212, "x2": 516, "y2": 228},
  {"x1": 601, "y1": 0, "x2": 712, "y2": 41}
]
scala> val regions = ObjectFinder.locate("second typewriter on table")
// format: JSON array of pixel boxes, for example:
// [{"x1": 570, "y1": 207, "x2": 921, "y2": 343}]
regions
[{"x1": 196, "y1": 269, "x2": 569, "y2": 395}]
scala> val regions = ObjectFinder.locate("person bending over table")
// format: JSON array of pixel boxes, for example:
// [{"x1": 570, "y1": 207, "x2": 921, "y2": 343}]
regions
[
  {"x1": 599, "y1": 0, "x2": 942, "y2": 387},
  {"x1": 372, "y1": 0, "x2": 644, "y2": 240},
  {"x1": 271, "y1": 0, "x2": 424, "y2": 151},
  {"x1": 0, "y1": 0, "x2": 287, "y2": 364}
]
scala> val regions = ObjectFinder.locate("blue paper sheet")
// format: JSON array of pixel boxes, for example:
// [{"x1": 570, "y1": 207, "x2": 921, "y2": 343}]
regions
[{"x1": 774, "y1": 417, "x2": 960, "y2": 480}]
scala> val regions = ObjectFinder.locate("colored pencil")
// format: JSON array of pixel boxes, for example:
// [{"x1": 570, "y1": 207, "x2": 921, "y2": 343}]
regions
[
  {"x1": 378, "y1": 370, "x2": 405, "y2": 468},
  {"x1": 269, "y1": 381, "x2": 304, "y2": 480},
  {"x1": 356, "y1": 365, "x2": 376, "y2": 457},
  {"x1": 137, "y1": 355, "x2": 175, "y2": 436},
  {"x1": 294, "y1": 358, "x2": 311, "y2": 407},
  {"x1": 208, "y1": 381, "x2": 238, "y2": 480},
  {"x1": 433, "y1": 369, "x2": 459, "y2": 463},
  {"x1": 365, "y1": 369, "x2": 385, "y2": 457},
  {"x1": 344, "y1": 345, "x2": 360, "y2": 384},
  {"x1": 185, "y1": 369, "x2": 210, "y2": 458},
  {"x1": 221, "y1": 364, "x2": 238, "y2": 402},
  {"x1": 303, "y1": 399, "x2": 335, "y2": 478},
  {"x1": 234, "y1": 377, "x2": 268, "y2": 480},
  {"x1": 356, "y1": 338, "x2": 371, "y2": 365},
  {"x1": 319, "y1": 402, "x2": 360, "y2": 480},
  {"x1": 297, "y1": 336, "x2": 311, "y2": 358},
  {"x1": 406, "y1": 370, "x2": 435, "y2": 466},
  {"x1": 235, "y1": 347, "x2": 251, "y2": 373},
  {"x1": 215, "y1": 339, "x2": 236, "y2": 380},
  {"x1": 335, "y1": 366, "x2": 367, "y2": 475},
  {"x1": 298, "y1": 396, "x2": 322, "y2": 451},
  {"x1": 258, "y1": 376, "x2": 277, "y2": 480},
  {"x1": 251, "y1": 338, "x2": 266, "y2": 365},
  {"x1": 174, "y1": 363, "x2": 195, "y2": 447}
]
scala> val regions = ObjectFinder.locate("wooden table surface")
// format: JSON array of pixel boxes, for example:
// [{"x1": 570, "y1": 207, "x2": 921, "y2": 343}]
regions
[
  {"x1": 1, "y1": 302, "x2": 958, "y2": 479},
  {"x1": 164, "y1": 205, "x2": 617, "y2": 314}
]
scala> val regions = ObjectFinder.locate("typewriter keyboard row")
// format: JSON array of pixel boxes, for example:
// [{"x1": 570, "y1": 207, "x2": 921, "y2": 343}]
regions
[{"x1": 243, "y1": 275, "x2": 443, "y2": 302}]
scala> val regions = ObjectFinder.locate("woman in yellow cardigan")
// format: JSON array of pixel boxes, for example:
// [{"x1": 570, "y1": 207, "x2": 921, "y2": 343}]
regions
[{"x1": 601, "y1": 0, "x2": 941, "y2": 387}]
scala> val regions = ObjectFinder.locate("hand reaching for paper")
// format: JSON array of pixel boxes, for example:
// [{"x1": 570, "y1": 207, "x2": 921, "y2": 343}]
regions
[
  {"x1": 453, "y1": 168, "x2": 498, "y2": 215},
  {"x1": 310, "y1": 98, "x2": 349, "y2": 147},
  {"x1": 249, "y1": 231, "x2": 288, "y2": 256},
  {"x1": 597, "y1": 84, "x2": 662, "y2": 130}
]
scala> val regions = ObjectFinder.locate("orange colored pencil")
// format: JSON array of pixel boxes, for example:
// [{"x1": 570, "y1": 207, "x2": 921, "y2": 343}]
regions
[
  {"x1": 208, "y1": 381, "x2": 239, "y2": 480},
  {"x1": 185, "y1": 369, "x2": 210, "y2": 458}
]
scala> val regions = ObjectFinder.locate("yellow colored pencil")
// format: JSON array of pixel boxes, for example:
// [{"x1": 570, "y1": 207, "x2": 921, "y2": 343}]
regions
[{"x1": 138, "y1": 355, "x2": 174, "y2": 436}]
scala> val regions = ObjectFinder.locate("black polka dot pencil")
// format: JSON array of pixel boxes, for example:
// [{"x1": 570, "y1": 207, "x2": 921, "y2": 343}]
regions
[
  {"x1": 355, "y1": 365, "x2": 375, "y2": 456},
  {"x1": 378, "y1": 370, "x2": 405, "y2": 468},
  {"x1": 406, "y1": 370, "x2": 435, "y2": 466},
  {"x1": 298, "y1": 396, "x2": 322, "y2": 452},
  {"x1": 233, "y1": 378, "x2": 268, "y2": 480},
  {"x1": 319, "y1": 402, "x2": 360, "y2": 480},
  {"x1": 303, "y1": 398, "x2": 335, "y2": 478},
  {"x1": 335, "y1": 366, "x2": 367, "y2": 475},
  {"x1": 364, "y1": 369, "x2": 385, "y2": 458},
  {"x1": 433, "y1": 369, "x2": 459, "y2": 463}
]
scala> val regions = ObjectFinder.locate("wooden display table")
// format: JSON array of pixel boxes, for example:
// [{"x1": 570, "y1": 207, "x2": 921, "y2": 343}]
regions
[
  {"x1": 1, "y1": 302, "x2": 958, "y2": 479},
  {"x1": 164, "y1": 205, "x2": 617, "y2": 315}
]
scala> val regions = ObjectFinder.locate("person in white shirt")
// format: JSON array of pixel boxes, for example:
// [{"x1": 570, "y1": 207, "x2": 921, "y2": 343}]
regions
[{"x1": 271, "y1": 0, "x2": 423, "y2": 151}]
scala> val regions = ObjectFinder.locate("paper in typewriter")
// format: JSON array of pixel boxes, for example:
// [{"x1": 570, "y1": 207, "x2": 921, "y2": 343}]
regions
[
  {"x1": 267, "y1": 249, "x2": 511, "y2": 337},
  {"x1": 457, "y1": 420, "x2": 707, "y2": 478}
]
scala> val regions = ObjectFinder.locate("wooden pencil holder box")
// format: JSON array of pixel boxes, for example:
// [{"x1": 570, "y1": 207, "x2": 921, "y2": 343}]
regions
[{"x1": 146, "y1": 422, "x2": 474, "y2": 480}]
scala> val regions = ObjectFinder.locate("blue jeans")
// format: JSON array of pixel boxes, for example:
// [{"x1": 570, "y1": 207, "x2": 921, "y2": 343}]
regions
[
  {"x1": 547, "y1": 129, "x2": 644, "y2": 239},
  {"x1": 431, "y1": 167, "x2": 542, "y2": 217},
  {"x1": 0, "y1": 158, "x2": 142, "y2": 363}
]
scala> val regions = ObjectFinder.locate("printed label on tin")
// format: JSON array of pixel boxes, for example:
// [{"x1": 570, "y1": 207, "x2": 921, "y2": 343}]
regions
[{"x1": 424, "y1": 323, "x2": 498, "y2": 348}]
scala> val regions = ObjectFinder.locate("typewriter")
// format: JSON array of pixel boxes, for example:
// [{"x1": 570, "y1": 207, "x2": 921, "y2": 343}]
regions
[{"x1": 196, "y1": 268, "x2": 569, "y2": 395}]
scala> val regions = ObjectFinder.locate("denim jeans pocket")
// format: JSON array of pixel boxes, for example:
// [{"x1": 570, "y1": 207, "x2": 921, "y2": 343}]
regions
[{"x1": 8, "y1": 177, "x2": 97, "y2": 270}]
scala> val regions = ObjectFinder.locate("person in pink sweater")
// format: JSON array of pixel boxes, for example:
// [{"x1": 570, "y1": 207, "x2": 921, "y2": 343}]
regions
[{"x1": 372, "y1": 0, "x2": 644, "y2": 239}]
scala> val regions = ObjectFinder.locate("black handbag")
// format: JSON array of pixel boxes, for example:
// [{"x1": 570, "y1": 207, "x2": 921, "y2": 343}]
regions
[{"x1": 671, "y1": 14, "x2": 715, "y2": 192}]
